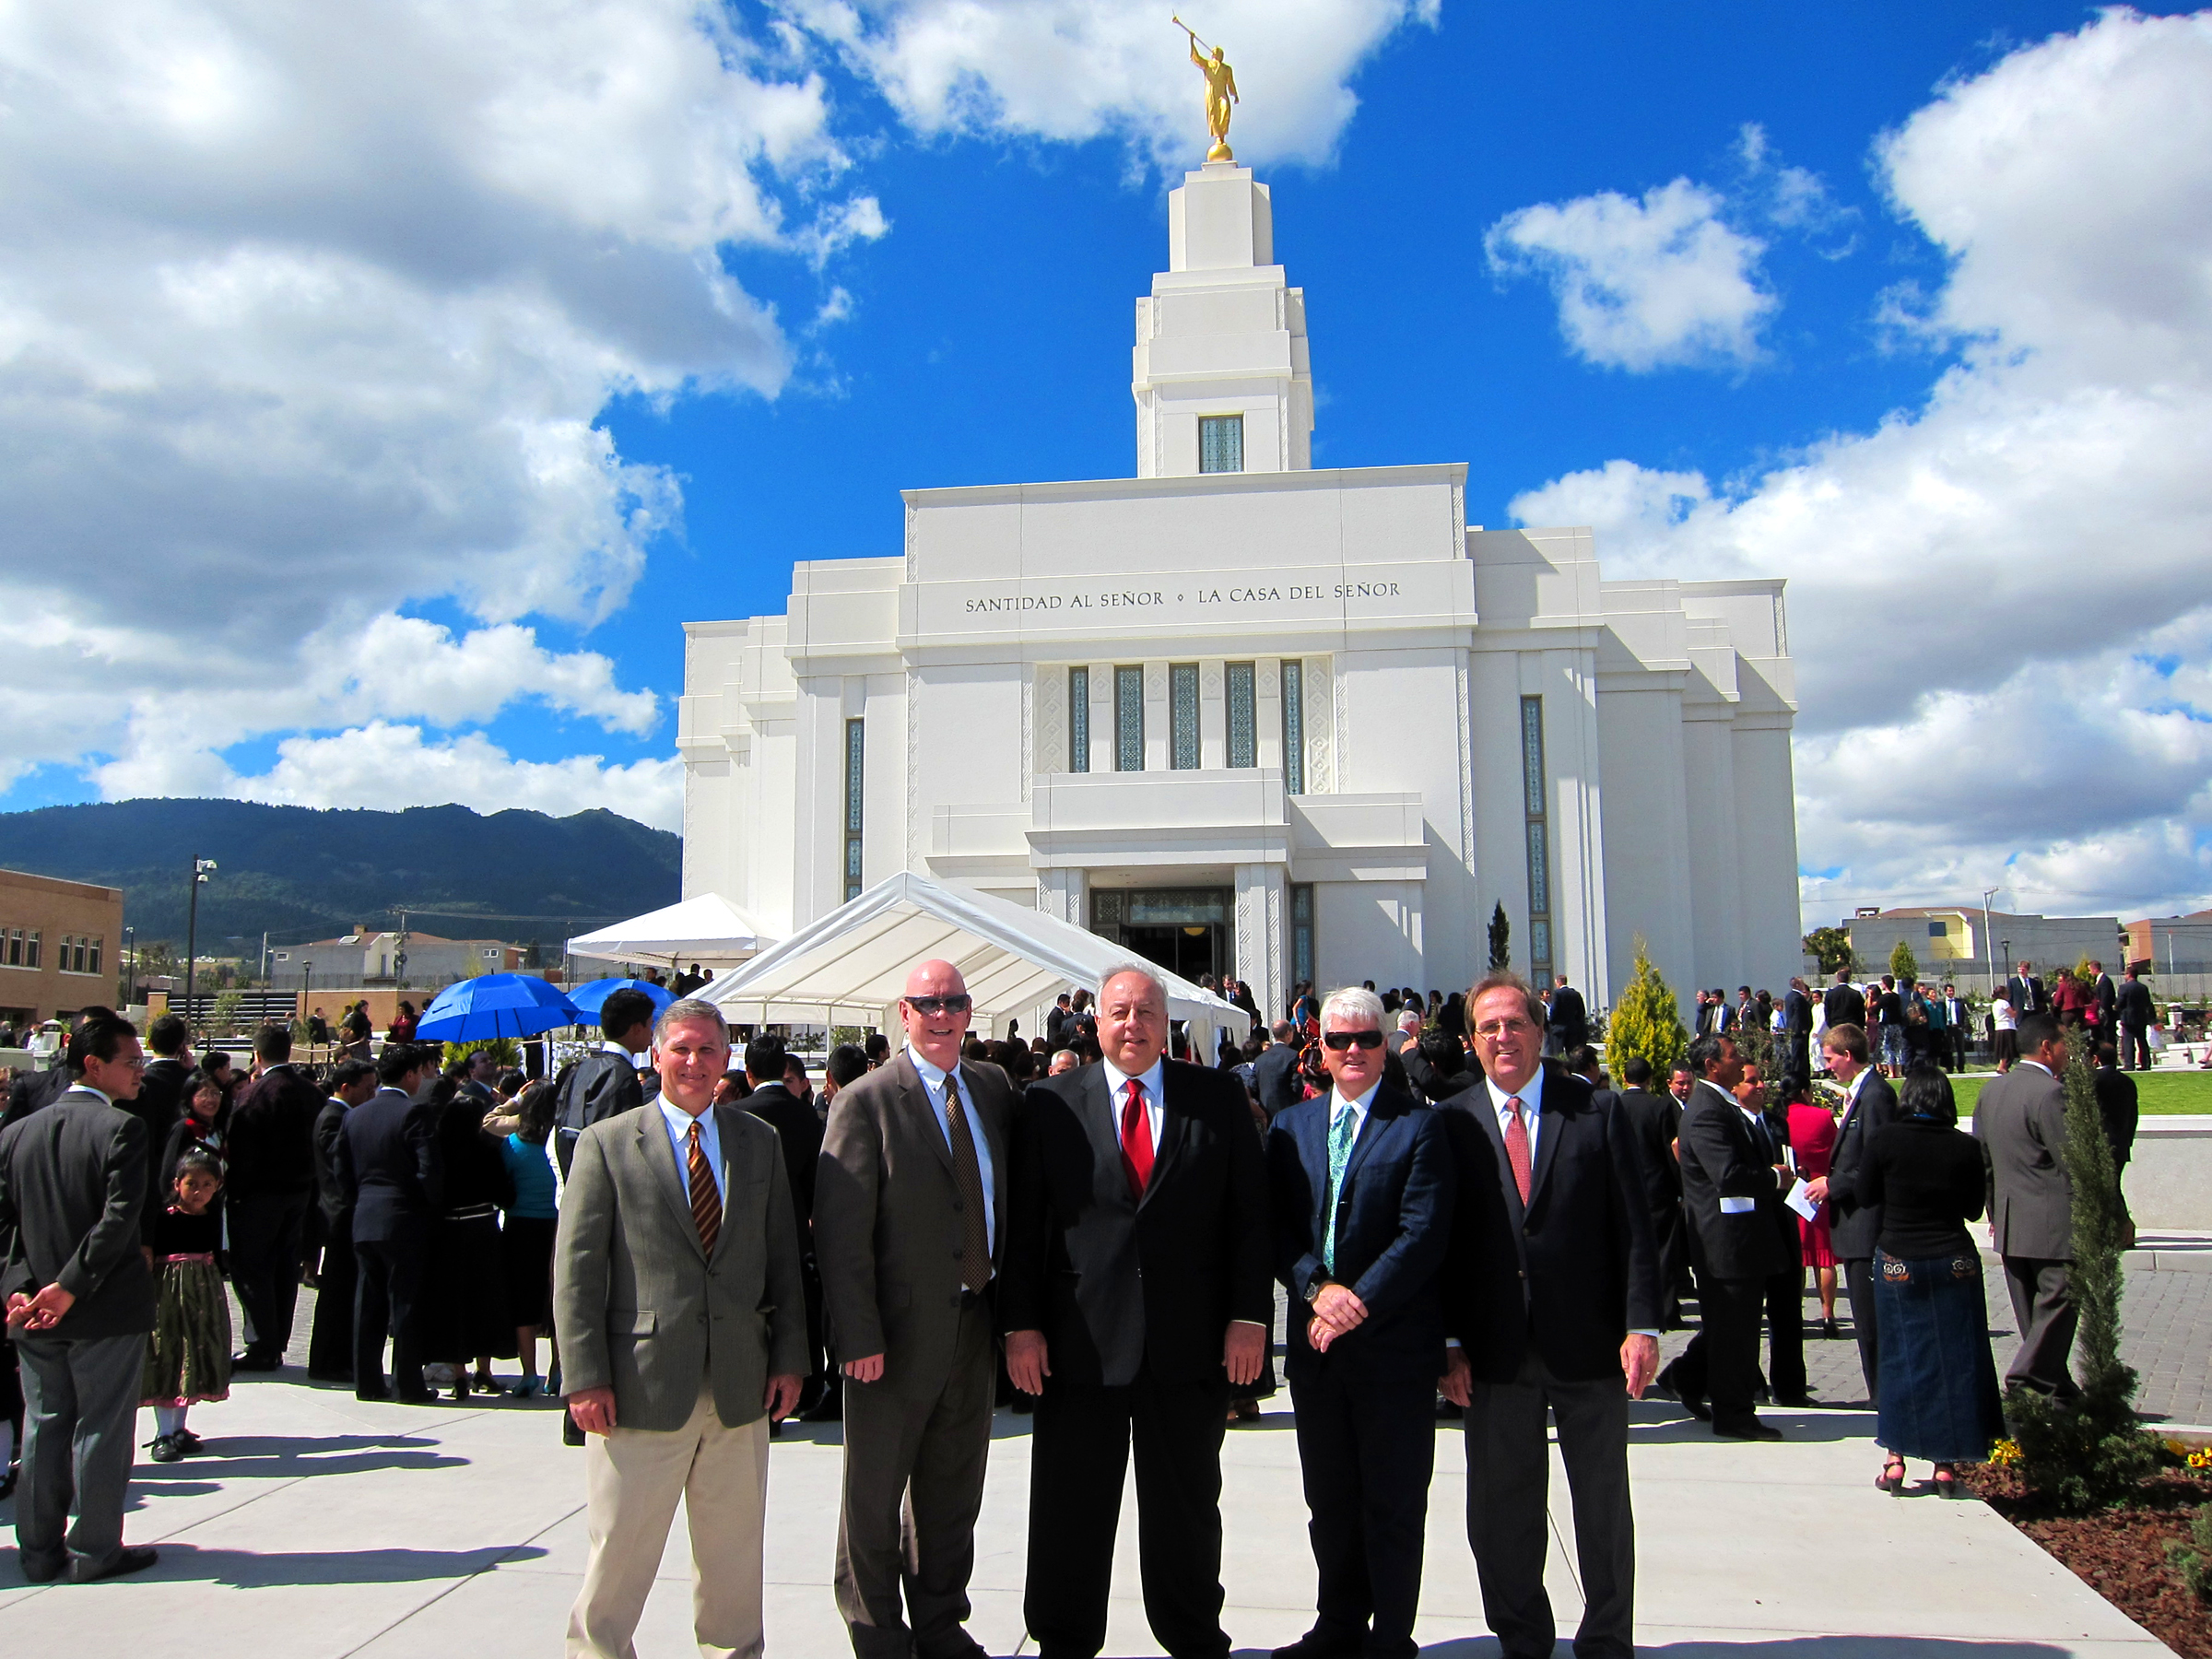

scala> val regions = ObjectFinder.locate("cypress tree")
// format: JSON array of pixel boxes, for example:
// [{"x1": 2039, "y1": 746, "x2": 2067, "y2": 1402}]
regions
[{"x1": 1605, "y1": 935, "x2": 1688, "y2": 1077}]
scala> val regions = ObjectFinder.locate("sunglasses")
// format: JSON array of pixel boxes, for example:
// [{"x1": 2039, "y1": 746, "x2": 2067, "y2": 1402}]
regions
[
  {"x1": 904, "y1": 994, "x2": 973, "y2": 1017},
  {"x1": 1322, "y1": 1030, "x2": 1384, "y2": 1052}
]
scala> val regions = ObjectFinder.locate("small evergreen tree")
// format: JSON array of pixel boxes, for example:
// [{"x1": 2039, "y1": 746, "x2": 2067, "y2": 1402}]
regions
[
  {"x1": 2170, "y1": 1501, "x2": 2212, "y2": 1601},
  {"x1": 441, "y1": 1037, "x2": 522, "y2": 1072},
  {"x1": 1606, "y1": 935, "x2": 1688, "y2": 1077},
  {"x1": 1888, "y1": 938, "x2": 1919, "y2": 983},
  {"x1": 2006, "y1": 1026, "x2": 2159, "y2": 1509},
  {"x1": 1488, "y1": 903, "x2": 1512, "y2": 972}
]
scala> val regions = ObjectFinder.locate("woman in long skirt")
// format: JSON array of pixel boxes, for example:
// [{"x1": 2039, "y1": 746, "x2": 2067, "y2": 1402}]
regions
[{"x1": 1855, "y1": 1063, "x2": 2006, "y2": 1496}]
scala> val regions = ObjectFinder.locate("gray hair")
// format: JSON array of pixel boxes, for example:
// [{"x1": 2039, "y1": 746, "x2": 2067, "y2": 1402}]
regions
[
  {"x1": 1320, "y1": 985, "x2": 1385, "y2": 1030},
  {"x1": 1098, "y1": 962, "x2": 1171, "y2": 1011},
  {"x1": 653, "y1": 997, "x2": 730, "y2": 1044}
]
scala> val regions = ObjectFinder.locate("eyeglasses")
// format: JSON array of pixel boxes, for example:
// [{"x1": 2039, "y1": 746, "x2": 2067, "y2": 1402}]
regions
[
  {"x1": 1322, "y1": 1030, "x2": 1384, "y2": 1052},
  {"x1": 904, "y1": 994, "x2": 973, "y2": 1017}
]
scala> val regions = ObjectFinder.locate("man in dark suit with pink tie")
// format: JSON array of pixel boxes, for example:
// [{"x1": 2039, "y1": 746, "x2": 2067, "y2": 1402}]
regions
[{"x1": 1436, "y1": 972, "x2": 1662, "y2": 1659}]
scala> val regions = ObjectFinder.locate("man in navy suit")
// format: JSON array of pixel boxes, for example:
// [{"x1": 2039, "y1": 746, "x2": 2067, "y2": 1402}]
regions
[
  {"x1": 1266, "y1": 986, "x2": 1454, "y2": 1659},
  {"x1": 1436, "y1": 973, "x2": 1662, "y2": 1659},
  {"x1": 335, "y1": 1042, "x2": 444, "y2": 1402}
]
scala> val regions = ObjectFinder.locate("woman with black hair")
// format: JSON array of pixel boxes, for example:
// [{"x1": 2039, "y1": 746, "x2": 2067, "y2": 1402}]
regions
[
  {"x1": 419, "y1": 1073, "x2": 514, "y2": 1399},
  {"x1": 1856, "y1": 1062, "x2": 2005, "y2": 1496}
]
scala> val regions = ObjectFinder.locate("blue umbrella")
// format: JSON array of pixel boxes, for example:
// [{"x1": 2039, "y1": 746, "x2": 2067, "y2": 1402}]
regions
[
  {"x1": 568, "y1": 977, "x2": 677, "y2": 1025},
  {"x1": 417, "y1": 973, "x2": 582, "y2": 1041}
]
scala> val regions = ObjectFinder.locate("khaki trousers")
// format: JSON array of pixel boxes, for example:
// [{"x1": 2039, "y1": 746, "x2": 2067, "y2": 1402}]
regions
[{"x1": 568, "y1": 1383, "x2": 771, "y2": 1659}]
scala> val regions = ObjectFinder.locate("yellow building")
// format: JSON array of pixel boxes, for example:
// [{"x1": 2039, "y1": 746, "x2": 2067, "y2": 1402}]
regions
[{"x1": 0, "y1": 866, "x2": 126, "y2": 1027}]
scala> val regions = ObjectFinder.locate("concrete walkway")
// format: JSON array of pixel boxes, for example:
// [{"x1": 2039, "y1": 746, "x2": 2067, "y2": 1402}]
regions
[{"x1": 0, "y1": 1366, "x2": 2176, "y2": 1658}]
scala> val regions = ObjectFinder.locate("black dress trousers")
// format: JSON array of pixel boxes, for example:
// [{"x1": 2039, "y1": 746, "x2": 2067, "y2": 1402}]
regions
[
  {"x1": 353, "y1": 1227, "x2": 429, "y2": 1395},
  {"x1": 1024, "y1": 1371, "x2": 1231, "y2": 1659},
  {"x1": 1288, "y1": 1357, "x2": 1436, "y2": 1659}
]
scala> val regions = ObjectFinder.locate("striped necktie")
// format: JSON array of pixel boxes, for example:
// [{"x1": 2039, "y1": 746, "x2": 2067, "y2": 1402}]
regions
[{"x1": 687, "y1": 1120, "x2": 720, "y2": 1258}]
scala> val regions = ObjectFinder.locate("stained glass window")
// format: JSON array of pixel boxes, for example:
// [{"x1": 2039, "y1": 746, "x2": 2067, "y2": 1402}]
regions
[
  {"x1": 1068, "y1": 666, "x2": 1089, "y2": 773},
  {"x1": 1521, "y1": 695, "x2": 1552, "y2": 984},
  {"x1": 842, "y1": 717, "x2": 865, "y2": 901},
  {"x1": 1291, "y1": 884, "x2": 1314, "y2": 989},
  {"x1": 1199, "y1": 414, "x2": 1243, "y2": 474},
  {"x1": 1281, "y1": 660, "x2": 1305, "y2": 795},
  {"x1": 1115, "y1": 665, "x2": 1145, "y2": 771},
  {"x1": 1227, "y1": 662, "x2": 1255, "y2": 769},
  {"x1": 1171, "y1": 664, "x2": 1200, "y2": 770}
]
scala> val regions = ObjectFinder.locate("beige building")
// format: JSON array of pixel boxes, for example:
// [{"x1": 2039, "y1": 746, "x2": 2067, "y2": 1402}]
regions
[{"x1": 0, "y1": 866, "x2": 125, "y2": 1027}]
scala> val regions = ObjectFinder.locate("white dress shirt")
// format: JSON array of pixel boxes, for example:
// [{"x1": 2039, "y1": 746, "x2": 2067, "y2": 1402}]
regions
[
  {"x1": 655, "y1": 1096, "x2": 724, "y2": 1205},
  {"x1": 1100, "y1": 1053, "x2": 1167, "y2": 1153},
  {"x1": 907, "y1": 1042, "x2": 998, "y2": 1253},
  {"x1": 1482, "y1": 1067, "x2": 1545, "y2": 1162}
]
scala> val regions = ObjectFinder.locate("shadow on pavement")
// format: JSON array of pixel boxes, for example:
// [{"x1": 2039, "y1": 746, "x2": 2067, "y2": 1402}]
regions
[
  {"x1": 1400, "y1": 1642, "x2": 2075, "y2": 1659},
  {"x1": 0, "y1": 1540, "x2": 553, "y2": 1591},
  {"x1": 124, "y1": 1434, "x2": 465, "y2": 1485}
]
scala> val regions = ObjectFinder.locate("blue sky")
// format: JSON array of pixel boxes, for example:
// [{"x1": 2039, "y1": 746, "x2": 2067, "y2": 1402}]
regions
[{"x1": 5, "y1": 2, "x2": 2210, "y2": 926}]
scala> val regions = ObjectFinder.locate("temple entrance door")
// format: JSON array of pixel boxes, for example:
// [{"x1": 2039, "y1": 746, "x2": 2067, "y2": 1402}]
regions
[{"x1": 1121, "y1": 922, "x2": 1220, "y2": 982}]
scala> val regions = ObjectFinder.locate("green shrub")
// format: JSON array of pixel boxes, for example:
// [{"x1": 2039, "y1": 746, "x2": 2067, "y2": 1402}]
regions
[
  {"x1": 1605, "y1": 935, "x2": 1687, "y2": 1078},
  {"x1": 441, "y1": 1037, "x2": 522, "y2": 1072},
  {"x1": 2169, "y1": 1502, "x2": 2212, "y2": 1600}
]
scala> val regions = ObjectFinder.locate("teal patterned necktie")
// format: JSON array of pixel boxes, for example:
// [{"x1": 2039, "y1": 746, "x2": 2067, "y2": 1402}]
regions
[{"x1": 1324, "y1": 1105, "x2": 1357, "y2": 1272}]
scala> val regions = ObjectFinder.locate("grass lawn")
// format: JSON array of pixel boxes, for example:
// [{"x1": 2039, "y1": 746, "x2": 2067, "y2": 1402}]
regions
[{"x1": 1954, "y1": 1066, "x2": 2212, "y2": 1118}]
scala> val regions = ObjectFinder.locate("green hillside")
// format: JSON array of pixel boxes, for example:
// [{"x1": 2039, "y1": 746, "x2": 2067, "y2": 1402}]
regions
[{"x1": 0, "y1": 798, "x2": 681, "y2": 952}]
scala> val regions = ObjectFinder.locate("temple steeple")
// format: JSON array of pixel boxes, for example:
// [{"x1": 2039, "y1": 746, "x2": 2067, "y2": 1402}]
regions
[{"x1": 1131, "y1": 162, "x2": 1313, "y2": 477}]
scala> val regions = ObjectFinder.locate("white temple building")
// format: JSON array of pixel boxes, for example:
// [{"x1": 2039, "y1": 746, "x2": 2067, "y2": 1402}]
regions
[{"x1": 677, "y1": 160, "x2": 1802, "y2": 1016}]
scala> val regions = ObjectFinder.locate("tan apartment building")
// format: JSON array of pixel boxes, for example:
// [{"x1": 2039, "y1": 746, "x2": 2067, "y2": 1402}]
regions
[{"x1": 0, "y1": 866, "x2": 125, "y2": 1027}]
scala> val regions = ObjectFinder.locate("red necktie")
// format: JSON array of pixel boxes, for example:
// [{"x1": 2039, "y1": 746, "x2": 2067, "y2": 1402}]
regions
[
  {"x1": 1503, "y1": 1096, "x2": 1532, "y2": 1205},
  {"x1": 1120, "y1": 1077, "x2": 1154, "y2": 1199}
]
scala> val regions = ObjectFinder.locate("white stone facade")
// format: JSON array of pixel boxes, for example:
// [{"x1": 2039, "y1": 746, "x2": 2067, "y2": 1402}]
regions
[{"x1": 678, "y1": 163, "x2": 1803, "y2": 1017}]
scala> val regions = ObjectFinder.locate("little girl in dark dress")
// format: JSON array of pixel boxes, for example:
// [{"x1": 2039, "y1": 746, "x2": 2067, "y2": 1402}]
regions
[{"x1": 140, "y1": 1149, "x2": 233, "y2": 1462}]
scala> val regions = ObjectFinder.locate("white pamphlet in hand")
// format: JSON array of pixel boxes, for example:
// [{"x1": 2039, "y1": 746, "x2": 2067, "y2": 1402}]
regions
[{"x1": 1784, "y1": 1179, "x2": 1818, "y2": 1222}]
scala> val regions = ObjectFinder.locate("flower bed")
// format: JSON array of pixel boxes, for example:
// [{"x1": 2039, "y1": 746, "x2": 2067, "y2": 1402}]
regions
[{"x1": 1964, "y1": 1445, "x2": 2212, "y2": 1659}]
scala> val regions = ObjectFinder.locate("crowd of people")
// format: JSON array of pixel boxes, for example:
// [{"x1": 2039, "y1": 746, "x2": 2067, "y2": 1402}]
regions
[{"x1": 0, "y1": 962, "x2": 2123, "y2": 1659}]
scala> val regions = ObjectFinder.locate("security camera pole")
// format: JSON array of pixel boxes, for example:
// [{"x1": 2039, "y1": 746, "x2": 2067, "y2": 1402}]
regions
[{"x1": 184, "y1": 854, "x2": 217, "y2": 1028}]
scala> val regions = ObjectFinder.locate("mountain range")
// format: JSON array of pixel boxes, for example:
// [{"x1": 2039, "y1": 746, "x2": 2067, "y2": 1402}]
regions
[{"x1": 0, "y1": 798, "x2": 682, "y2": 951}]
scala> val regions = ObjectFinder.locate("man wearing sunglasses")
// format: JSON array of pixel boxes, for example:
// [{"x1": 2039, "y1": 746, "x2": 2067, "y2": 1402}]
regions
[
  {"x1": 1434, "y1": 972, "x2": 1662, "y2": 1659},
  {"x1": 1265, "y1": 987, "x2": 1453, "y2": 1659},
  {"x1": 1002, "y1": 965, "x2": 1271, "y2": 1659},
  {"x1": 816, "y1": 961, "x2": 1015, "y2": 1659}
]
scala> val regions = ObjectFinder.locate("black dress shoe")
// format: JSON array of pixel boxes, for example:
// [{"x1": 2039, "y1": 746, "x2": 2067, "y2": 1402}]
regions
[
  {"x1": 1272, "y1": 1639, "x2": 1362, "y2": 1659},
  {"x1": 355, "y1": 1386, "x2": 393, "y2": 1402},
  {"x1": 19, "y1": 1553, "x2": 64, "y2": 1583},
  {"x1": 74, "y1": 1546, "x2": 159, "y2": 1583},
  {"x1": 394, "y1": 1388, "x2": 439, "y2": 1406},
  {"x1": 1773, "y1": 1393, "x2": 1818, "y2": 1408},
  {"x1": 1713, "y1": 1418, "x2": 1783, "y2": 1441},
  {"x1": 231, "y1": 1352, "x2": 282, "y2": 1372}
]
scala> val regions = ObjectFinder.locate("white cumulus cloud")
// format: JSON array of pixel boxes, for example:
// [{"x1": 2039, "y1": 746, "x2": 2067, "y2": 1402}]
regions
[
  {"x1": 1486, "y1": 179, "x2": 1776, "y2": 371},
  {"x1": 775, "y1": 0, "x2": 1437, "y2": 170},
  {"x1": 0, "y1": 0, "x2": 872, "y2": 817},
  {"x1": 1511, "y1": 9, "x2": 2212, "y2": 923}
]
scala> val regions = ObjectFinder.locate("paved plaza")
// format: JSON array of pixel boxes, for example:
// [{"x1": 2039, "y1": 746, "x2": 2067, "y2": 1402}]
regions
[{"x1": 5, "y1": 1247, "x2": 2204, "y2": 1659}]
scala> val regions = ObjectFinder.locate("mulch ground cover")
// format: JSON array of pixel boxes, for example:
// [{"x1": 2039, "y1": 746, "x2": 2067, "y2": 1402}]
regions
[{"x1": 1962, "y1": 1459, "x2": 2212, "y2": 1657}]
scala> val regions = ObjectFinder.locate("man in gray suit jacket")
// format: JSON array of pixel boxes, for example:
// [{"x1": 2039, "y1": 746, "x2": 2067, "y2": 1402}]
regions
[
  {"x1": 0, "y1": 1014, "x2": 159, "y2": 1583},
  {"x1": 555, "y1": 998, "x2": 807, "y2": 1659},
  {"x1": 816, "y1": 959, "x2": 1013, "y2": 1659},
  {"x1": 1972, "y1": 1014, "x2": 2079, "y2": 1400}
]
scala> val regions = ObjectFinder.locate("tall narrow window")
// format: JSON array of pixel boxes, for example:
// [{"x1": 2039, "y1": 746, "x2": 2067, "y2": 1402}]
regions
[
  {"x1": 25, "y1": 931, "x2": 39, "y2": 969},
  {"x1": 1280, "y1": 659, "x2": 1305, "y2": 795},
  {"x1": 1067, "y1": 666, "x2": 1090, "y2": 773},
  {"x1": 1226, "y1": 662, "x2": 1256, "y2": 769},
  {"x1": 6, "y1": 929, "x2": 18, "y2": 966},
  {"x1": 1170, "y1": 664, "x2": 1200, "y2": 770},
  {"x1": 1198, "y1": 414, "x2": 1243, "y2": 474},
  {"x1": 1521, "y1": 695, "x2": 1553, "y2": 985},
  {"x1": 1291, "y1": 884, "x2": 1315, "y2": 991},
  {"x1": 1114, "y1": 665, "x2": 1145, "y2": 771},
  {"x1": 842, "y1": 716, "x2": 865, "y2": 902},
  {"x1": 88, "y1": 936, "x2": 100, "y2": 975}
]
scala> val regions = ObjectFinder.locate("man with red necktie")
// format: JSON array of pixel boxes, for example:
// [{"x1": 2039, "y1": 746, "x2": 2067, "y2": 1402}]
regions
[
  {"x1": 1433, "y1": 972, "x2": 1663, "y2": 1659},
  {"x1": 1002, "y1": 964, "x2": 1272, "y2": 1659}
]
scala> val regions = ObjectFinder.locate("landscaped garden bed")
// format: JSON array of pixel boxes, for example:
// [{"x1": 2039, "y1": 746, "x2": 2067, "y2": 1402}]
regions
[{"x1": 1965, "y1": 1449, "x2": 2212, "y2": 1658}]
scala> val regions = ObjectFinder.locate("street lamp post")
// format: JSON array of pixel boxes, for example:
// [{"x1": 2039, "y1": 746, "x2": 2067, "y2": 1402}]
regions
[
  {"x1": 183, "y1": 855, "x2": 217, "y2": 1030},
  {"x1": 1981, "y1": 887, "x2": 2002, "y2": 999},
  {"x1": 122, "y1": 925, "x2": 135, "y2": 1007}
]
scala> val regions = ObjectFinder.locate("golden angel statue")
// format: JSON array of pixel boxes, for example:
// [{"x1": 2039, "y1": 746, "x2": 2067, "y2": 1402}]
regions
[{"x1": 1175, "y1": 17, "x2": 1239, "y2": 161}]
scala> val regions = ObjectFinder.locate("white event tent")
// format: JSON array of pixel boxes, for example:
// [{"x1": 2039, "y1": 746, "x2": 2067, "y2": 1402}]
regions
[
  {"x1": 700, "y1": 872, "x2": 1252, "y2": 1059},
  {"x1": 566, "y1": 892, "x2": 772, "y2": 971}
]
